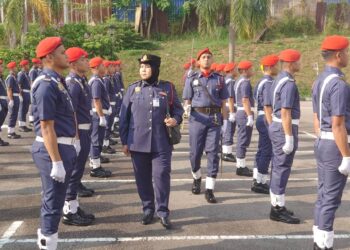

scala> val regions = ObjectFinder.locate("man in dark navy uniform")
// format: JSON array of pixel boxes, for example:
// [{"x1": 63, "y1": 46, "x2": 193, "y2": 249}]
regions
[
  {"x1": 28, "y1": 58, "x2": 41, "y2": 125},
  {"x1": 17, "y1": 59, "x2": 32, "y2": 132},
  {"x1": 0, "y1": 60, "x2": 9, "y2": 146},
  {"x1": 112, "y1": 60, "x2": 124, "y2": 132},
  {"x1": 119, "y1": 54, "x2": 183, "y2": 229},
  {"x1": 31, "y1": 37, "x2": 80, "y2": 250},
  {"x1": 6, "y1": 61, "x2": 21, "y2": 139},
  {"x1": 312, "y1": 35, "x2": 350, "y2": 250},
  {"x1": 182, "y1": 48, "x2": 232, "y2": 203}
]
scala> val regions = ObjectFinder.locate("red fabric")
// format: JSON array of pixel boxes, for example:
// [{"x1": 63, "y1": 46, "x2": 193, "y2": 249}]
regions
[
  {"x1": 279, "y1": 49, "x2": 301, "y2": 62},
  {"x1": 113, "y1": 60, "x2": 121, "y2": 65},
  {"x1": 238, "y1": 60, "x2": 253, "y2": 70},
  {"x1": 7, "y1": 61, "x2": 16, "y2": 69},
  {"x1": 197, "y1": 48, "x2": 212, "y2": 60},
  {"x1": 32, "y1": 58, "x2": 40, "y2": 64},
  {"x1": 183, "y1": 63, "x2": 191, "y2": 70},
  {"x1": 36, "y1": 37, "x2": 62, "y2": 58},
  {"x1": 321, "y1": 35, "x2": 349, "y2": 51},
  {"x1": 19, "y1": 60, "x2": 29, "y2": 66},
  {"x1": 210, "y1": 63, "x2": 218, "y2": 71},
  {"x1": 0, "y1": 60, "x2": 3, "y2": 65},
  {"x1": 190, "y1": 58, "x2": 196, "y2": 64},
  {"x1": 103, "y1": 60, "x2": 113, "y2": 67},
  {"x1": 260, "y1": 55, "x2": 279, "y2": 66},
  {"x1": 224, "y1": 62, "x2": 236, "y2": 72},
  {"x1": 89, "y1": 57, "x2": 103, "y2": 68},
  {"x1": 201, "y1": 69, "x2": 211, "y2": 78},
  {"x1": 65, "y1": 47, "x2": 88, "y2": 63},
  {"x1": 216, "y1": 64, "x2": 226, "y2": 72}
]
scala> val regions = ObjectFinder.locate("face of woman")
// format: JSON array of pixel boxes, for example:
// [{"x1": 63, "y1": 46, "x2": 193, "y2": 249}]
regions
[{"x1": 139, "y1": 63, "x2": 152, "y2": 80}]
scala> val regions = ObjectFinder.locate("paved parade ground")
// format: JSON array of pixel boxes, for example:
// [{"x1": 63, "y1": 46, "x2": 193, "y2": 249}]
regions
[{"x1": 0, "y1": 101, "x2": 349, "y2": 250}]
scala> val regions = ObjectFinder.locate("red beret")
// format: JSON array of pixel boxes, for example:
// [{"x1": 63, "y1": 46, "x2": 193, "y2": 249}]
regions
[
  {"x1": 20, "y1": 60, "x2": 29, "y2": 66},
  {"x1": 89, "y1": 57, "x2": 103, "y2": 68},
  {"x1": 210, "y1": 63, "x2": 218, "y2": 71},
  {"x1": 7, "y1": 62, "x2": 16, "y2": 69},
  {"x1": 279, "y1": 49, "x2": 301, "y2": 62},
  {"x1": 260, "y1": 55, "x2": 279, "y2": 66},
  {"x1": 321, "y1": 35, "x2": 349, "y2": 51},
  {"x1": 224, "y1": 62, "x2": 236, "y2": 72},
  {"x1": 183, "y1": 63, "x2": 191, "y2": 70},
  {"x1": 103, "y1": 60, "x2": 113, "y2": 67},
  {"x1": 216, "y1": 64, "x2": 226, "y2": 72},
  {"x1": 65, "y1": 47, "x2": 88, "y2": 63},
  {"x1": 190, "y1": 58, "x2": 196, "y2": 64},
  {"x1": 238, "y1": 60, "x2": 253, "y2": 70},
  {"x1": 113, "y1": 60, "x2": 121, "y2": 65},
  {"x1": 36, "y1": 37, "x2": 62, "y2": 58},
  {"x1": 32, "y1": 58, "x2": 40, "y2": 64},
  {"x1": 197, "y1": 48, "x2": 212, "y2": 60}
]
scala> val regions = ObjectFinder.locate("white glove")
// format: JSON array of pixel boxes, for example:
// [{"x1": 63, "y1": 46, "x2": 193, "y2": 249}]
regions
[
  {"x1": 50, "y1": 161, "x2": 66, "y2": 183},
  {"x1": 221, "y1": 120, "x2": 228, "y2": 134},
  {"x1": 228, "y1": 112, "x2": 236, "y2": 123},
  {"x1": 74, "y1": 139, "x2": 81, "y2": 155},
  {"x1": 19, "y1": 95, "x2": 23, "y2": 103},
  {"x1": 184, "y1": 104, "x2": 191, "y2": 117},
  {"x1": 8, "y1": 99, "x2": 14, "y2": 108},
  {"x1": 107, "y1": 106, "x2": 112, "y2": 115},
  {"x1": 89, "y1": 110, "x2": 93, "y2": 116},
  {"x1": 99, "y1": 116, "x2": 107, "y2": 127},
  {"x1": 246, "y1": 115, "x2": 254, "y2": 127},
  {"x1": 282, "y1": 135, "x2": 294, "y2": 155},
  {"x1": 338, "y1": 157, "x2": 350, "y2": 176}
]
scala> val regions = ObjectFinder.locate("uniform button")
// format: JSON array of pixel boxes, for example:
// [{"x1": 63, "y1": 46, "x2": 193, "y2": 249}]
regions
[
  {"x1": 149, "y1": 119, "x2": 152, "y2": 121},
  {"x1": 149, "y1": 127, "x2": 152, "y2": 130}
]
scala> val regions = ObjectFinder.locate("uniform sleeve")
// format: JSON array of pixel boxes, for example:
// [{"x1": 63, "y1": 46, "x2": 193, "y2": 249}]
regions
[
  {"x1": 170, "y1": 85, "x2": 184, "y2": 125},
  {"x1": 281, "y1": 81, "x2": 296, "y2": 109},
  {"x1": 312, "y1": 81, "x2": 318, "y2": 114},
  {"x1": 329, "y1": 80, "x2": 347, "y2": 117},
  {"x1": 219, "y1": 77, "x2": 229, "y2": 100},
  {"x1": 34, "y1": 82, "x2": 57, "y2": 121},
  {"x1": 67, "y1": 83, "x2": 80, "y2": 112},
  {"x1": 6, "y1": 77, "x2": 15, "y2": 89},
  {"x1": 263, "y1": 83, "x2": 272, "y2": 106},
  {"x1": 182, "y1": 77, "x2": 193, "y2": 100},
  {"x1": 119, "y1": 85, "x2": 133, "y2": 145},
  {"x1": 91, "y1": 81, "x2": 101, "y2": 99},
  {"x1": 241, "y1": 81, "x2": 252, "y2": 99},
  {"x1": 17, "y1": 73, "x2": 24, "y2": 89},
  {"x1": 253, "y1": 82, "x2": 259, "y2": 101}
]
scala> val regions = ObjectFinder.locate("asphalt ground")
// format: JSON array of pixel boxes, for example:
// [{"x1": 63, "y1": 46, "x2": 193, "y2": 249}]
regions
[{"x1": 0, "y1": 101, "x2": 349, "y2": 250}]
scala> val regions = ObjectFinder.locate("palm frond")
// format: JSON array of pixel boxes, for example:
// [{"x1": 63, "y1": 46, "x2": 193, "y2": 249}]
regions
[{"x1": 29, "y1": 0, "x2": 50, "y2": 25}]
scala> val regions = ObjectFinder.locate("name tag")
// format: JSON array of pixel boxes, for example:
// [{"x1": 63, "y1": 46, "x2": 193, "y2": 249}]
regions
[{"x1": 153, "y1": 98, "x2": 160, "y2": 107}]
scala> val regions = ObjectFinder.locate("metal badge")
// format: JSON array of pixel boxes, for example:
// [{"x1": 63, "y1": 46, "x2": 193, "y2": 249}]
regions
[
  {"x1": 135, "y1": 86, "x2": 141, "y2": 93},
  {"x1": 193, "y1": 79, "x2": 199, "y2": 86}
]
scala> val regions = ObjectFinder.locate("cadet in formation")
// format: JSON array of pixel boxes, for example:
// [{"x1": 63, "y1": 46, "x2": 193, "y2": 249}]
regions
[
  {"x1": 119, "y1": 54, "x2": 183, "y2": 229},
  {"x1": 29, "y1": 58, "x2": 42, "y2": 125},
  {"x1": 17, "y1": 59, "x2": 32, "y2": 132},
  {"x1": 0, "y1": 60, "x2": 9, "y2": 146}
]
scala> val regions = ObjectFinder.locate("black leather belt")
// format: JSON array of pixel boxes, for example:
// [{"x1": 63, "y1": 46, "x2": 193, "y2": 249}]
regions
[{"x1": 192, "y1": 107, "x2": 221, "y2": 114}]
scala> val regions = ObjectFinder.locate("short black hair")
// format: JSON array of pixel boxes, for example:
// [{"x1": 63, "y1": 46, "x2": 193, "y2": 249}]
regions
[{"x1": 321, "y1": 50, "x2": 337, "y2": 60}]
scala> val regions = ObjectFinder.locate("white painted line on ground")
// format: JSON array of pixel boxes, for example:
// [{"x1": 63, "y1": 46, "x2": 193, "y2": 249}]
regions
[
  {"x1": 0, "y1": 221, "x2": 23, "y2": 248},
  {"x1": 3, "y1": 234, "x2": 350, "y2": 245},
  {"x1": 301, "y1": 131, "x2": 317, "y2": 139}
]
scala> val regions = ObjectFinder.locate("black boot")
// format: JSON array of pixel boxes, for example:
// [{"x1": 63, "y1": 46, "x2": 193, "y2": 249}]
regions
[
  {"x1": 18, "y1": 126, "x2": 32, "y2": 132},
  {"x1": 141, "y1": 212, "x2": 154, "y2": 225},
  {"x1": 77, "y1": 183, "x2": 94, "y2": 197},
  {"x1": 236, "y1": 167, "x2": 253, "y2": 177},
  {"x1": 100, "y1": 155, "x2": 110, "y2": 163},
  {"x1": 270, "y1": 206, "x2": 300, "y2": 224},
  {"x1": 222, "y1": 153, "x2": 236, "y2": 162},
  {"x1": 79, "y1": 182, "x2": 95, "y2": 193},
  {"x1": 160, "y1": 216, "x2": 172, "y2": 229},
  {"x1": 109, "y1": 138, "x2": 118, "y2": 145},
  {"x1": 251, "y1": 180, "x2": 269, "y2": 194},
  {"x1": 62, "y1": 212, "x2": 93, "y2": 226},
  {"x1": 313, "y1": 242, "x2": 333, "y2": 250},
  {"x1": 7, "y1": 133, "x2": 21, "y2": 139},
  {"x1": 205, "y1": 189, "x2": 217, "y2": 203},
  {"x1": 102, "y1": 145, "x2": 116, "y2": 154},
  {"x1": 90, "y1": 167, "x2": 112, "y2": 178},
  {"x1": 0, "y1": 138, "x2": 9, "y2": 146},
  {"x1": 192, "y1": 178, "x2": 201, "y2": 194},
  {"x1": 77, "y1": 207, "x2": 95, "y2": 220}
]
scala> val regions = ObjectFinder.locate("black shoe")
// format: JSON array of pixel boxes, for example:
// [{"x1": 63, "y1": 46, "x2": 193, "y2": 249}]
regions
[
  {"x1": 160, "y1": 216, "x2": 172, "y2": 229},
  {"x1": 18, "y1": 126, "x2": 32, "y2": 132},
  {"x1": 62, "y1": 212, "x2": 93, "y2": 226},
  {"x1": 236, "y1": 167, "x2": 253, "y2": 177},
  {"x1": 270, "y1": 206, "x2": 300, "y2": 224},
  {"x1": 102, "y1": 145, "x2": 116, "y2": 154},
  {"x1": 77, "y1": 184, "x2": 93, "y2": 198},
  {"x1": 0, "y1": 138, "x2": 9, "y2": 146},
  {"x1": 90, "y1": 167, "x2": 112, "y2": 178},
  {"x1": 222, "y1": 153, "x2": 236, "y2": 162},
  {"x1": 7, "y1": 133, "x2": 21, "y2": 139},
  {"x1": 313, "y1": 243, "x2": 333, "y2": 250},
  {"x1": 205, "y1": 189, "x2": 217, "y2": 203},
  {"x1": 77, "y1": 207, "x2": 95, "y2": 220},
  {"x1": 192, "y1": 178, "x2": 201, "y2": 195},
  {"x1": 109, "y1": 138, "x2": 118, "y2": 145},
  {"x1": 100, "y1": 156, "x2": 110, "y2": 164},
  {"x1": 251, "y1": 181, "x2": 269, "y2": 194},
  {"x1": 141, "y1": 212, "x2": 154, "y2": 225},
  {"x1": 111, "y1": 131, "x2": 119, "y2": 138},
  {"x1": 79, "y1": 182, "x2": 95, "y2": 194}
]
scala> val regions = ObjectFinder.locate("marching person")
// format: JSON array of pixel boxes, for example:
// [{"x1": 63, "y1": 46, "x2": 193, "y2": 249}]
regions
[
  {"x1": 182, "y1": 48, "x2": 231, "y2": 203},
  {"x1": 31, "y1": 37, "x2": 79, "y2": 250},
  {"x1": 119, "y1": 54, "x2": 183, "y2": 229},
  {"x1": 312, "y1": 35, "x2": 350, "y2": 250},
  {"x1": 29, "y1": 58, "x2": 41, "y2": 125},
  {"x1": 88, "y1": 57, "x2": 112, "y2": 178},
  {"x1": 6, "y1": 61, "x2": 21, "y2": 139},
  {"x1": 17, "y1": 59, "x2": 32, "y2": 132},
  {"x1": 112, "y1": 60, "x2": 124, "y2": 132},
  {"x1": 222, "y1": 62, "x2": 238, "y2": 162},
  {"x1": 0, "y1": 60, "x2": 9, "y2": 146},
  {"x1": 268, "y1": 49, "x2": 301, "y2": 224},
  {"x1": 62, "y1": 47, "x2": 95, "y2": 226},
  {"x1": 251, "y1": 55, "x2": 279, "y2": 194},
  {"x1": 234, "y1": 60, "x2": 255, "y2": 177}
]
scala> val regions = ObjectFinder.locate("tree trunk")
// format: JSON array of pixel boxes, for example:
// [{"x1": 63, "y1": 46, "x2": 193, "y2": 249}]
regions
[
  {"x1": 100, "y1": 0, "x2": 103, "y2": 23},
  {"x1": 0, "y1": 3, "x2": 4, "y2": 23},
  {"x1": 63, "y1": 0, "x2": 69, "y2": 24},
  {"x1": 22, "y1": 0, "x2": 28, "y2": 46},
  {"x1": 228, "y1": 23, "x2": 235, "y2": 62},
  {"x1": 147, "y1": 1, "x2": 154, "y2": 39},
  {"x1": 9, "y1": 31, "x2": 17, "y2": 49},
  {"x1": 85, "y1": 0, "x2": 89, "y2": 23}
]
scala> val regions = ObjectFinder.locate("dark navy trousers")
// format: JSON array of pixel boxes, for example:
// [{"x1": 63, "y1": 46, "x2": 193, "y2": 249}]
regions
[
  {"x1": 32, "y1": 141, "x2": 76, "y2": 235},
  {"x1": 105, "y1": 105, "x2": 116, "y2": 140},
  {"x1": 19, "y1": 92, "x2": 30, "y2": 122},
  {"x1": 255, "y1": 115, "x2": 272, "y2": 174},
  {"x1": 131, "y1": 150, "x2": 172, "y2": 217},
  {"x1": 66, "y1": 129, "x2": 91, "y2": 200},
  {"x1": 236, "y1": 111, "x2": 253, "y2": 159},
  {"x1": 269, "y1": 122, "x2": 298, "y2": 195},
  {"x1": 90, "y1": 114, "x2": 106, "y2": 159},
  {"x1": 314, "y1": 138, "x2": 348, "y2": 231},
  {"x1": 0, "y1": 100, "x2": 8, "y2": 131},
  {"x1": 8, "y1": 96, "x2": 19, "y2": 128},
  {"x1": 223, "y1": 120, "x2": 236, "y2": 146},
  {"x1": 189, "y1": 111, "x2": 221, "y2": 178}
]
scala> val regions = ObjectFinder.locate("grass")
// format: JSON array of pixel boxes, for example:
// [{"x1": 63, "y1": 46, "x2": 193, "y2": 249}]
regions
[{"x1": 117, "y1": 33, "x2": 350, "y2": 98}]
